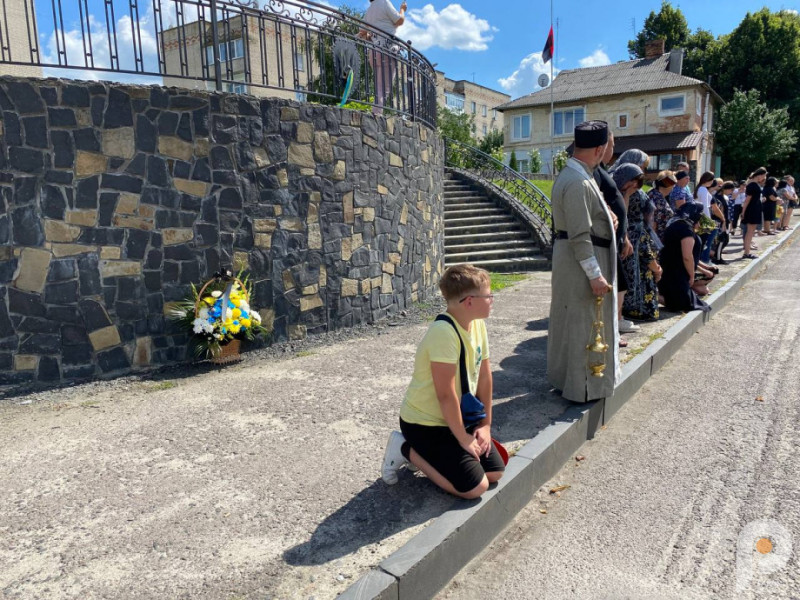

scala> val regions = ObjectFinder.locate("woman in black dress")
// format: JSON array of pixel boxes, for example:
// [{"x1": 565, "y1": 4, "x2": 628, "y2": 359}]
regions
[
  {"x1": 742, "y1": 167, "x2": 767, "y2": 258},
  {"x1": 658, "y1": 202, "x2": 711, "y2": 313},
  {"x1": 761, "y1": 176, "x2": 779, "y2": 235}
]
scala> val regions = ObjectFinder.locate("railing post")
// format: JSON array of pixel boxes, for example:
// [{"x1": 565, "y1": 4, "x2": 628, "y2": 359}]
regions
[{"x1": 209, "y1": 0, "x2": 223, "y2": 92}]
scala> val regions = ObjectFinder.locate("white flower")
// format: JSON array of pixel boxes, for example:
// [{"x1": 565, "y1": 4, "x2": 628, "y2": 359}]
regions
[
  {"x1": 169, "y1": 308, "x2": 187, "y2": 319},
  {"x1": 252, "y1": 311, "x2": 262, "y2": 323},
  {"x1": 202, "y1": 321, "x2": 214, "y2": 334},
  {"x1": 240, "y1": 301, "x2": 251, "y2": 312},
  {"x1": 211, "y1": 290, "x2": 222, "y2": 298},
  {"x1": 192, "y1": 318, "x2": 205, "y2": 334},
  {"x1": 213, "y1": 333, "x2": 223, "y2": 340},
  {"x1": 198, "y1": 307, "x2": 209, "y2": 319}
]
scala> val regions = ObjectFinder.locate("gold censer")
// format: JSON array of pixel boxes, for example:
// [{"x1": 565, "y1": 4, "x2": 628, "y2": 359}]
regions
[{"x1": 586, "y1": 295, "x2": 609, "y2": 377}]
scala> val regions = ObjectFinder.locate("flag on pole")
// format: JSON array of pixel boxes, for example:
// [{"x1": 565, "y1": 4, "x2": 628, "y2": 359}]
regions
[{"x1": 542, "y1": 26, "x2": 554, "y2": 63}]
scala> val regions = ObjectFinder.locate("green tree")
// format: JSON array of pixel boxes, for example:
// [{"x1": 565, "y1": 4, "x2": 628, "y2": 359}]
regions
[
  {"x1": 528, "y1": 148, "x2": 543, "y2": 174},
  {"x1": 478, "y1": 128, "x2": 503, "y2": 155},
  {"x1": 682, "y1": 28, "x2": 721, "y2": 84},
  {"x1": 553, "y1": 150, "x2": 569, "y2": 173},
  {"x1": 437, "y1": 106, "x2": 476, "y2": 145},
  {"x1": 715, "y1": 89, "x2": 797, "y2": 176},
  {"x1": 628, "y1": 1, "x2": 690, "y2": 59},
  {"x1": 509, "y1": 150, "x2": 518, "y2": 172}
]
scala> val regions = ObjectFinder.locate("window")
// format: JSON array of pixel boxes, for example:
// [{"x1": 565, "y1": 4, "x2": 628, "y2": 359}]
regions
[
  {"x1": 229, "y1": 83, "x2": 246, "y2": 94},
  {"x1": 696, "y1": 94, "x2": 702, "y2": 116},
  {"x1": 511, "y1": 114, "x2": 531, "y2": 140},
  {"x1": 518, "y1": 159, "x2": 530, "y2": 173},
  {"x1": 482, "y1": 124, "x2": 488, "y2": 135},
  {"x1": 295, "y1": 85, "x2": 306, "y2": 102},
  {"x1": 553, "y1": 107, "x2": 585, "y2": 136},
  {"x1": 482, "y1": 104, "x2": 487, "y2": 117},
  {"x1": 492, "y1": 109, "x2": 498, "y2": 119},
  {"x1": 656, "y1": 154, "x2": 673, "y2": 170},
  {"x1": 446, "y1": 92, "x2": 465, "y2": 113},
  {"x1": 295, "y1": 51, "x2": 305, "y2": 72},
  {"x1": 618, "y1": 113, "x2": 628, "y2": 129},
  {"x1": 659, "y1": 94, "x2": 685, "y2": 116},
  {"x1": 206, "y1": 38, "x2": 244, "y2": 64},
  {"x1": 471, "y1": 101, "x2": 476, "y2": 114}
]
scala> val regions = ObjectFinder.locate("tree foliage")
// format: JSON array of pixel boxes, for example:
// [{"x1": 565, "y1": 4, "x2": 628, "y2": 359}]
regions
[
  {"x1": 628, "y1": 1, "x2": 689, "y2": 59},
  {"x1": 509, "y1": 150, "x2": 518, "y2": 172},
  {"x1": 715, "y1": 89, "x2": 797, "y2": 176},
  {"x1": 478, "y1": 128, "x2": 503, "y2": 155},
  {"x1": 528, "y1": 148, "x2": 543, "y2": 174},
  {"x1": 437, "y1": 106, "x2": 475, "y2": 146}
]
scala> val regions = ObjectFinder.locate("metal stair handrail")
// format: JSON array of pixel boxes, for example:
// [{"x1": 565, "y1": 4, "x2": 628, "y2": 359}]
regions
[{"x1": 443, "y1": 137, "x2": 553, "y2": 246}]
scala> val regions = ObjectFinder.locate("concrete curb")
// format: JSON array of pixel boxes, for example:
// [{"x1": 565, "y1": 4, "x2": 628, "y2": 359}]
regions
[{"x1": 339, "y1": 226, "x2": 799, "y2": 600}]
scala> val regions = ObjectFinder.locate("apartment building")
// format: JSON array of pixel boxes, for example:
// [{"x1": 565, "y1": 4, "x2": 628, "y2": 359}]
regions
[
  {"x1": 436, "y1": 72, "x2": 509, "y2": 140},
  {"x1": 0, "y1": 0, "x2": 42, "y2": 78}
]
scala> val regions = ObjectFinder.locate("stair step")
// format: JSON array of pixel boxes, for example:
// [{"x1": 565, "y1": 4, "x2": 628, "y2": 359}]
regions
[
  {"x1": 444, "y1": 201, "x2": 497, "y2": 210},
  {"x1": 446, "y1": 215, "x2": 518, "y2": 227},
  {"x1": 446, "y1": 246, "x2": 542, "y2": 261},
  {"x1": 445, "y1": 223, "x2": 525, "y2": 235},
  {"x1": 444, "y1": 207, "x2": 506, "y2": 219},
  {"x1": 444, "y1": 256, "x2": 550, "y2": 272},
  {"x1": 445, "y1": 239, "x2": 536, "y2": 252},
  {"x1": 445, "y1": 230, "x2": 530, "y2": 244},
  {"x1": 443, "y1": 191, "x2": 485, "y2": 198}
]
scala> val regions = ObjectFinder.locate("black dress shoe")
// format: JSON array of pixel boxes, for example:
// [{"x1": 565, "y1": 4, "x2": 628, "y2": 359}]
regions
[{"x1": 713, "y1": 259, "x2": 729, "y2": 265}]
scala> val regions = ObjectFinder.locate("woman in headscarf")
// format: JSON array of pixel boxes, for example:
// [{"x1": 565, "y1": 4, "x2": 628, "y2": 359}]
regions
[
  {"x1": 613, "y1": 164, "x2": 661, "y2": 321},
  {"x1": 658, "y1": 202, "x2": 712, "y2": 313}
]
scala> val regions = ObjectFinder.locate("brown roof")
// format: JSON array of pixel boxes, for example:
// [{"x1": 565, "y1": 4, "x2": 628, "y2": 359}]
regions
[
  {"x1": 565, "y1": 131, "x2": 704, "y2": 155},
  {"x1": 497, "y1": 53, "x2": 718, "y2": 110}
]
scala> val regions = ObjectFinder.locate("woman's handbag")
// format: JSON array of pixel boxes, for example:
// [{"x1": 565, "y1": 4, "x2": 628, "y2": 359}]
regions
[{"x1": 435, "y1": 315, "x2": 487, "y2": 426}]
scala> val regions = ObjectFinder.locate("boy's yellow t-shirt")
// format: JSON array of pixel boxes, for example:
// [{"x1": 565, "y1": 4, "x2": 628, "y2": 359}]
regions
[{"x1": 399, "y1": 313, "x2": 490, "y2": 427}]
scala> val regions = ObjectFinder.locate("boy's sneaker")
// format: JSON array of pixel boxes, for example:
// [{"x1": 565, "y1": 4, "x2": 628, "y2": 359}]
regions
[
  {"x1": 619, "y1": 318, "x2": 641, "y2": 334},
  {"x1": 381, "y1": 431, "x2": 407, "y2": 485}
]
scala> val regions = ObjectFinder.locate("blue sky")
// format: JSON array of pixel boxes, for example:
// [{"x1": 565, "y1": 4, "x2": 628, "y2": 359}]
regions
[{"x1": 356, "y1": 0, "x2": 800, "y2": 99}]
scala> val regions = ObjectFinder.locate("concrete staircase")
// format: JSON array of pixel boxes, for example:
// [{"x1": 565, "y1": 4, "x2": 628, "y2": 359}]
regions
[{"x1": 444, "y1": 173, "x2": 548, "y2": 272}]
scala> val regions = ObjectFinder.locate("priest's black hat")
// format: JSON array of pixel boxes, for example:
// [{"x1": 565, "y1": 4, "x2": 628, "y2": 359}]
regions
[{"x1": 574, "y1": 120, "x2": 608, "y2": 148}]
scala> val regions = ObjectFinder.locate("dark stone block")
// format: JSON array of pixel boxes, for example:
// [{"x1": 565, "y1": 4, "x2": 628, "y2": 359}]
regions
[
  {"x1": 210, "y1": 146, "x2": 233, "y2": 170},
  {"x1": 0, "y1": 334, "x2": 19, "y2": 351},
  {"x1": 19, "y1": 333, "x2": 60, "y2": 354},
  {"x1": 126, "y1": 152, "x2": 147, "y2": 176},
  {"x1": 149, "y1": 317, "x2": 166, "y2": 335},
  {"x1": 164, "y1": 245, "x2": 194, "y2": 261},
  {"x1": 47, "y1": 306, "x2": 82, "y2": 324},
  {"x1": 201, "y1": 197, "x2": 218, "y2": 223},
  {"x1": 145, "y1": 249, "x2": 163, "y2": 270},
  {"x1": 48, "y1": 107, "x2": 77, "y2": 127},
  {"x1": 0, "y1": 257, "x2": 16, "y2": 282},
  {"x1": 146, "y1": 155, "x2": 170, "y2": 187},
  {"x1": 76, "y1": 227, "x2": 123, "y2": 246},
  {"x1": 61, "y1": 324, "x2": 89, "y2": 346},
  {"x1": 42, "y1": 185, "x2": 67, "y2": 220},
  {"x1": 146, "y1": 293, "x2": 164, "y2": 313},
  {"x1": 193, "y1": 108, "x2": 209, "y2": 136},
  {"x1": 62, "y1": 85, "x2": 90, "y2": 107},
  {"x1": 163, "y1": 285, "x2": 189, "y2": 302},
  {"x1": 0, "y1": 353, "x2": 11, "y2": 371},
  {"x1": 115, "y1": 301, "x2": 146, "y2": 321},
  {"x1": 212, "y1": 170, "x2": 238, "y2": 185},
  {"x1": 179, "y1": 212, "x2": 196, "y2": 227},
  {"x1": 79, "y1": 298, "x2": 112, "y2": 331},
  {"x1": 236, "y1": 141, "x2": 255, "y2": 171},
  {"x1": 44, "y1": 170, "x2": 73, "y2": 185},
  {"x1": 98, "y1": 193, "x2": 117, "y2": 226},
  {"x1": 9, "y1": 147, "x2": 44, "y2": 173},
  {"x1": 141, "y1": 187, "x2": 179, "y2": 208},
  {"x1": 170, "y1": 95, "x2": 206, "y2": 111},
  {"x1": 116, "y1": 276, "x2": 143, "y2": 302},
  {"x1": 177, "y1": 113, "x2": 192, "y2": 142},
  {"x1": 134, "y1": 319, "x2": 149, "y2": 335},
  {"x1": 192, "y1": 158, "x2": 211, "y2": 182},
  {"x1": 132, "y1": 98, "x2": 148, "y2": 112},
  {"x1": 204, "y1": 248, "x2": 220, "y2": 276},
  {"x1": 155, "y1": 209, "x2": 180, "y2": 228},
  {"x1": 13, "y1": 177, "x2": 37, "y2": 205},
  {"x1": 180, "y1": 193, "x2": 202, "y2": 212},
  {"x1": 102, "y1": 286, "x2": 116, "y2": 308},
  {"x1": 75, "y1": 176, "x2": 100, "y2": 209},
  {"x1": 0, "y1": 300, "x2": 14, "y2": 338},
  {"x1": 77, "y1": 254, "x2": 102, "y2": 296},
  {"x1": 5, "y1": 81, "x2": 44, "y2": 114},
  {"x1": 73, "y1": 128, "x2": 101, "y2": 152},
  {"x1": 1, "y1": 371, "x2": 34, "y2": 385},
  {"x1": 173, "y1": 160, "x2": 191, "y2": 180},
  {"x1": 17, "y1": 317, "x2": 60, "y2": 334},
  {"x1": 150, "y1": 231, "x2": 162, "y2": 248},
  {"x1": 11, "y1": 205, "x2": 44, "y2": 246},
  {"x1": 36, "y1": 356, "x2": 61, "y2": 381},
  {"x1": 109, "y1": 157, "x2": 125, "y2": 170},
  {"x1": 2, "y1": 111, "x2": 21, "y2": 145},
  {"x1": 265, "y1": 135, "x2": 288, "y2": 163},
  {"x1": 180, "y1": 260, "x2": 200, "y2": 284},
  {"x1": 97, "y1": 347, "x2": 130, "y2": 373},
  {"x1": 218, "y1": 210, "x2": 241, "y2": 232},
  {"x1": 194, "y1": 223, "x2": 219, "y2": 247},
  {"x1": 135, "y1": 114, "x2": 157, "y2": 153},
  {"x1": 104, "y1": 88, "x2": 133, "y2": 128},
  {"x1": 212, "y1": 115, "x2": 237, "y2": 144},
  {"x1": 48, "y1": 259, "x2": 77, "y2": 282},
  {"x1": 23, "y1": 116, "x2": 48, "y2": 148},
  {"x1": 219, "y1": 188, "x2": 242, "y2": 209},
  {"x1": 158, "y1": 111, "x2": 179, "y2": 136},
  {"x1": 45, "y1": 280, "x2": 79, "y2": 305},
  {"x1": 64, "y1": 364, "x2": 96, "y2": 379},
  {"x1": 144, "y1": 270, "x2": 162, "y2": 291},
  {"x1": 41, "y1": 87, "x2": 58, "y2": 106},
  {"x1": 150, "y1": 87, "x2": 169, "y2": 108},
  {"x1": 125, "y1": 229, "x2": 150, "y2": 260},
  {"x1": 101, "y1": 174, "x2": 142, "y2": 193},
  {"x1": 51, "y1": 130, "x2": 75, "y2": 169}
]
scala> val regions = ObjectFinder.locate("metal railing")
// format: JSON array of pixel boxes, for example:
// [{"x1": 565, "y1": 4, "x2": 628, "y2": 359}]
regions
[
  {"x1": 443, "y1": 137, "x2": 553, "y2": 246},
  {"x1": 0, "y1": 0, "x2": 437, "y2": 127}
]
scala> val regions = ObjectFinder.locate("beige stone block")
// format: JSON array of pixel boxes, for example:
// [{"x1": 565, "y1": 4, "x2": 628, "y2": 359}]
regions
[
  {"x1": 411, "y1": 291, "x2": 419, "y2": 302},
  {"x1": 351, "y1": 112, "x2": 362, "y2": 126},
  {"x1": 300, "y1": 295, "x2": 323, "y2": 311},
  {"x1": 363, "y1": 135, "x2": 377, "y2": 148},
  {"x1": 277, "y1": 169, "x2": 289, "y2": 187},
  {"x1": 89, "y1": 325, "x2": 121, "y2": 351},
  {"x1": 308, "y1": 223, "x2": 322, "y2": 250},
  {"x1": 259, "y1": 308, "x2": 275, "y2": 334},
  {"x1": 421, "y1": 148, "x2": 429, "y2": 163},
  {"x1": 0, "y1": 246, "x2": 11, "y2": 260},
  {"x1": 341, "y1": 278, "x2": 358, "y2": 297},
  {"x1": 361, "y1": 278, "x2": 372, "y2": 294},
  {"x1": 377, "y1": 184, "x2": 389, "y2": 195},
  {"x1": 386, "y1": 117, "x2": 395, "y2": 135},
  {"x1": 382, "y1": 262, "x2": 395, "y2": 275},
  {"x1": 233, "y1": 252, "x2": 249, "y2": 271},
  {"x1": 133, "y1": 336, "x2": 152, "y2": 367},
  {"x1": 0, "y1": 121, "x2": 3, "y2": 137},
  {"x1": 44, "y1": 220, "x2": 81, "y2": 243},
  {"x1": 113, "y1": 215, "x2": 154, "y2": 230},
  {"x1": 288, "y1": 324, "x2": 307, "y2": 340},
  {"x1": 128, "y1": 88, "x2": 150, "y2": 99},
  {"x1": 363, "y1": 207, "x2": 375, "y2": 222},
  {"x1": 195, "y1": 138, "x2": 210, "y2": 157},
  {"x1": 281, "y1": 107, "x2": 300, "y2": 121},
  {"x1": 313, "y1": 132, "x2": 334, "y2": 163},
  {"x1": 319, "y1": 265, "x2": 327, "y2": 288},
  {"x1": 174, "y1": 178, "x2": 207, "y2": 197},
  {"x1": 308, "y1": 202, "x2": 319, "y2": 223},
  {"x1": 14, "y1": 248, "x2": 51, "y2": 293},
  {"x1": 397, "y1": 237, "x2": 405, "y2": 253},
  {"x1": 420, "y1": 127, "x2": 427, "y2": 141},
  {"x1": 52, "y1": 244, "x2": 95, "y2": 257},
  {"x1": 382, "y1": 273, "x2": 393, "y2": 293},
  {"x1": 162, "y1": 228, "x2": 194, "y2": 246},
  {"x1": 300, "y1": 168, "x2": 316, "y2": 176},
  {"x1": 14, "y1": 355, "x2": 38, "y2": 371},
  {"x1": 65, "y1": 210, "x2": 97, "y2": 227},
  {"x1": 341, "y1": 237, "x2": 352, "y2": 261},
  {"x1": 280, "y1": 218, "x2": 304, "y2": 232},
  {"x1": 138, "y1": 204, "x2": 156, "y2": 218},
  {"x1": 288, "y1": 143, "x2": 315, "y2": 168},
  {"x1": 115, "y1": 193, "x2": 139, "y2": 215},
  {"x1": 296, "y1": 121, "x2": 314, "y2": 143},
  {"x1": 101, "y1": 260, "x2": 141, "y2": 277},
  {"x1": 352, "y1": 233, "x2": 363, "y2": 251},
  {"x1": 301, "y1": 283, "x2": 319, "y2": 295},
  {"x1": 254, "y1": 147, "x2": 270, "y2": 169},
  {"x1": 75, "y1": 151, "x2": 107, "y2": 177},
  {"x1": 389, "y1": 252, "x2": 402, "y2": 265},
  {"x1": 343, "y1": 192, "x2": 354, "y2": 224},
  {"x1": 158, "y1": 136, "x2": 193, "y2": 161},
  {"x1": 311, "y1": 191, "x2": 321, "y2": 204},
  {"x1": 103, "y1": 127, "x2": 135, "y2": 159},
  {"x1": 389, "y1": 152, "x2": 403, "y2": 167},
  {"x1": 333, "y1": 161, "x2": 346, "y2": 181},
  {"x1": 425, "y1": 256, "x2": 431, "y2": 273},
  {"x1": 400, "y1": 204, "x2": 409, "y2": 225},
  {"x1": 100, "y1": 246, "x2": 121, "y2": 259},
  {"x1": 274, "y1": 205, "x2": 283, "y2": 216},
  {"x1": 282, "y1": 269, "x2": 294, "y2": 291},
  {"x1": 254, "y1": 219, "x2": 278, "y2": 233},
  {"x1": 254, "y1": 233, "x2": 273, "y2": 248},
  {"x1": 354, "y1": 207, "x2": 363, "y2": 215},
  {"x1": 371, "y1": 276, "x2": 382, "y2": 290},
  {"x1": 75, "y1": 109, "x2": 91, "y2": 127}
]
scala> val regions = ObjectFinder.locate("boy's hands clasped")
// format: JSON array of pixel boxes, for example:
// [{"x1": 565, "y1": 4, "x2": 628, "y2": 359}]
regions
[{"x1": 459, "y1": 424, "x2": 492, "y2": 459}]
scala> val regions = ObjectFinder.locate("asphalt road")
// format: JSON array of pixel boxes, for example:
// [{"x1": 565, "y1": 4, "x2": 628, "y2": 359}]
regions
[{"x1": 439, "y1": 236, "x2": 800, "y2": 600}]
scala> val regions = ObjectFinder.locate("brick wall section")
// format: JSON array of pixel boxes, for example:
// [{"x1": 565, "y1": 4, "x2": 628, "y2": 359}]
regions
[{"x1": 0, "y1": 77, "x2": 444, "y2": 388}]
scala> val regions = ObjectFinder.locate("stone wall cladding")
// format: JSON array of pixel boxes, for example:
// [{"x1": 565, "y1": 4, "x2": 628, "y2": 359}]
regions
[{"x1": 0, "y1": 77, "x2": 444, "y2": 388}]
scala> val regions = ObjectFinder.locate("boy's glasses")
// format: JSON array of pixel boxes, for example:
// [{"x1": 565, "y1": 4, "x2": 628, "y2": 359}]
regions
[{"x1": 459, "y1": 294, "x2": 495, "y2": 303}]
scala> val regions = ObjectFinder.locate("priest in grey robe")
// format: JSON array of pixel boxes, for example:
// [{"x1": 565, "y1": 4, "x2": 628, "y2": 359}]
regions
[{"x1": 547, "y1": 120, "x2": 620, "y2": 402}]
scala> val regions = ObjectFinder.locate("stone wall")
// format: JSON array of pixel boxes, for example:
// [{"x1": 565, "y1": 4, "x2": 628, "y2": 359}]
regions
[{"x1": 0, "y1": 77, "x2": 444, "y2": 388}]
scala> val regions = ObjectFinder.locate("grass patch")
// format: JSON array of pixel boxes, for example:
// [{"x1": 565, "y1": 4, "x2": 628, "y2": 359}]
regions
[
  {"x1": 490, "y1": 272, "x2": 528, "y2": 292},
  {"x1": 145, "y1": 381, "x2": 176, "y2": 392},
  {"x1": 531, "y1": 179, "x2": 554, "y2": 198},
  {"x1": 295, "y1": 350, "x2": 316, "y2": 358},
  {"x1": 623, "y1": 331, "x2": 664, "y2": 362},
  {"x1": 79, "y1": 400, "x2": 100, "y2": 408}
]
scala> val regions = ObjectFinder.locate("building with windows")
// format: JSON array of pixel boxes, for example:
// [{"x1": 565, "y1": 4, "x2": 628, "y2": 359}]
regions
[
  {"x1": 0, "y1": 0, "x2": 42, "y2": 78},
  {"x1": 436, "y1": 72, "x2": 509, "y2": 140},
  {"x1": 497, "y1": 41, "x2": 723, "y2": 177}
]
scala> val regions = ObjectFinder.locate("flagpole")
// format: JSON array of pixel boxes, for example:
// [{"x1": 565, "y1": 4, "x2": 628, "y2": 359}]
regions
[{"x1": 549, "y1": 0, "x2": 555, "y2": 176}]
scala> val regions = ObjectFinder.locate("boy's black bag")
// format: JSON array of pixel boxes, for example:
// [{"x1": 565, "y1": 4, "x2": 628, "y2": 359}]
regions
[{"x1": 435, "y1": 314, "x2": 487, "y2": 426}]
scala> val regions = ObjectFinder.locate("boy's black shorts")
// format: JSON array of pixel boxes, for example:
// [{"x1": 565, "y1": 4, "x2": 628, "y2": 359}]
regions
[{"x1": 399, "y1": 418, "x2": 505, "y2": 493}]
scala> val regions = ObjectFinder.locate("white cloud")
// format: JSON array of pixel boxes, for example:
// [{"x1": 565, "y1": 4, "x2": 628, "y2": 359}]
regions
[
  {"x1": 498, "y1": 52, "x2": 559, "y2": 99},
  {"x1": 578, "y1": 49, "x2": 611, "y2": 68},
  {"x1": 397, "y1": 4, "x2": 495, "y2": 51}
]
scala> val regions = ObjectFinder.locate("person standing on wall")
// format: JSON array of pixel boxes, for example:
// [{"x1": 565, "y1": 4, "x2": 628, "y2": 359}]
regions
[
  {"x1": 360, "y1": 0, "x2": 407, "y2": 116},
  {"x1": 548, "y1": 121, "x2": 619, "y2": 403}
]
